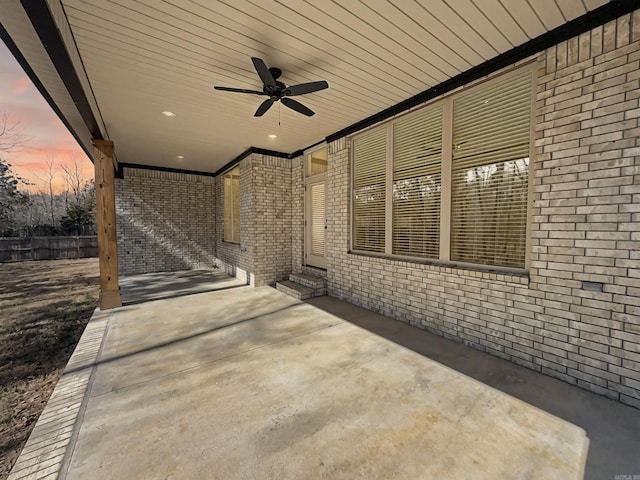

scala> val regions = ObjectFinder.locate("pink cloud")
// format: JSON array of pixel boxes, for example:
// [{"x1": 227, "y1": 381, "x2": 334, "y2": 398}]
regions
[
  {"x1": 11, "y1": 76, "x2": 31, "y2": 94},
  {"x1": 12, "y1": 151, "x2": 93, "y2": 195},
  {"x1": 2, "y1": 42, "x2": 91, "y2": 194}
]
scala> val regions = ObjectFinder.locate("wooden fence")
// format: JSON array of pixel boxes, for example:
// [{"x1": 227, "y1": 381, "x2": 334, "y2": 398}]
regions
[{"x1": 0, "y1": 236, "x2": 98, "y2": 262}]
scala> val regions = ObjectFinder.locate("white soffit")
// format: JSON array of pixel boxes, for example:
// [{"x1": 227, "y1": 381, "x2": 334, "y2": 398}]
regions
[{"x1": 29, "y1": 1, "x2": 615, "y2": 171}]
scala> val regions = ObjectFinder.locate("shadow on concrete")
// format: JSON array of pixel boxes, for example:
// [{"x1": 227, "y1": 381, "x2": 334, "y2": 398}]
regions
[
  {"x1": 305, "y1": 296, "x2": 640, "y2": 480},
  {"x1": 61, "y1": 303, "x2": 301, "y2": 377},
  {"x1": 119, "y1": 268, "x2": 246, "y2": 305}
]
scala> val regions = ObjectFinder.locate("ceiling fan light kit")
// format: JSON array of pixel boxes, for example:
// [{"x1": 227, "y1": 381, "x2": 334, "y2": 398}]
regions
[{"x1": 214, "y1": 57, "x2": 329, "y2": 117}]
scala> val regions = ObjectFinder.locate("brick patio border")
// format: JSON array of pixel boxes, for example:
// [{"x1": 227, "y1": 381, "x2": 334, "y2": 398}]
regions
[{"x1": 8, "y1": 308, "x2": 111, "y2": 480}]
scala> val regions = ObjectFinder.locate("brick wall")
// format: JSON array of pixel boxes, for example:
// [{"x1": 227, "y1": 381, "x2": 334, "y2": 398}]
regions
[
  {"x1": 325, "y1": 13, "x2": 640, "y2": 408},
  {"x1": 215, "y1": 153, "x2": 292, "y2": 286},
  {"x1": 115, "y1": 167, "x2": 216, "y2": 276},
  {"x1": 251, "y1": 154, "x2": 292, "y2": 286},
  {"x1": 532, "y1": 12, "x2": 640, "y2": 406}
]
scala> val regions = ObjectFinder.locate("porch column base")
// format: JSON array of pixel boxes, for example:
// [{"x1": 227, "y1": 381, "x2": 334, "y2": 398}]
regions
[{"x1": 99, "y1": 290, "x2": 122, "y2": 310}]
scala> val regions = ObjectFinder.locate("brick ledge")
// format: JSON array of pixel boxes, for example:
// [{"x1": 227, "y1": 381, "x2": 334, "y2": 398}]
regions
[{"x1": 345, "y1": 251, "x2": 530, "y2": 285}]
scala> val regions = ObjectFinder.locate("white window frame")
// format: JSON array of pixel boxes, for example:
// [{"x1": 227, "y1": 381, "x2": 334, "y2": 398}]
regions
[
  {"x1": 305, "y1": 144, "x2": 328, "y2": 178},
  {"x1": 349, "y1": 63, "x2": 536, "y2": 273}
]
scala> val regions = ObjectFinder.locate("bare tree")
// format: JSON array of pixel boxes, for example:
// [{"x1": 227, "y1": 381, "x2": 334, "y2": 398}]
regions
[
  {"x1": 0, "y1": 112, "x2": 29, "y2": 235},
  {"x1": 2, "y1": 113, "x2": 96, "y2": 235},
  {"x1": 33, "y1": 155, "x2": 57, "y2": 226},
  {"x1": 21, "y1": 184, "x2": 43, "y2": 225},
  {"x1": 61, "y1": 158, "x2": 86, "y2": 204},
  {"x1": 0, "y1": 111, "x2": 24, "y2": 153}
]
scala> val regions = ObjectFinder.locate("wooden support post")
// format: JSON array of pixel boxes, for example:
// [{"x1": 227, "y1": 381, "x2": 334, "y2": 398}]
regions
[{"x1": 92, "y1": 139, "x2": 122, "y2": 309}]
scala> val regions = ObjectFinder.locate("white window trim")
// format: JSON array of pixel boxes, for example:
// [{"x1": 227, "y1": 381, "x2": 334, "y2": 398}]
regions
[{"x1": 349, "y1": 63, "x2": 536, "y2": 274}]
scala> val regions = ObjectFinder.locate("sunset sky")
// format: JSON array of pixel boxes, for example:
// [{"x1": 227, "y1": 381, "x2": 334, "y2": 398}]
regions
[{"x1": 0, "y1": 41, "x2": 92, "y2": 194}]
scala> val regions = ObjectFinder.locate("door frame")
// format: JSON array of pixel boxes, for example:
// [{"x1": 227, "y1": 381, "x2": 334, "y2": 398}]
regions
[{"x1": 304, "y1": 172, "x2": 327, "y2": 269}]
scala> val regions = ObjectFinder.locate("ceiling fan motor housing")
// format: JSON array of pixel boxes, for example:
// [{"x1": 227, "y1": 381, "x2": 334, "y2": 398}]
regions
[
  {"x1": 266, "y1": 80, "x2": 287, "y2": 98},
  {"x1": 214, "y1": 57, "x2": 328, "y2": 117}
]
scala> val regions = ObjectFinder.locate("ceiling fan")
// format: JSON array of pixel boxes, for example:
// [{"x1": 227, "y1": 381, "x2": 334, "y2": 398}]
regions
[{"x1": 214, "y1": 57, "x2": 329, "y2": 117}]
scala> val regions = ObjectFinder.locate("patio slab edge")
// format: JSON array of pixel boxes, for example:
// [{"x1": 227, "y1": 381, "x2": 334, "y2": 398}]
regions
[{"x1": 8, "y1": 307, "x2": 111, "y2": 480}]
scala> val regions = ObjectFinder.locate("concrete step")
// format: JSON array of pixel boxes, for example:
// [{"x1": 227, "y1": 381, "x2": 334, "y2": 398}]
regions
[
  {"x1": 276, "y1": 280, "x2": 313, "y2": 300},
  {"x1": 289, "y1": 273, "x2": 326, "y2": 290}
]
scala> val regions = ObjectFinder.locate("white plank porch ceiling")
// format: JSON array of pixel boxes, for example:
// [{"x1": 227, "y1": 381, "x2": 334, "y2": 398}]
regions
[{"x1": 60, "y1": 0, "x2": 608, "y2": 172}]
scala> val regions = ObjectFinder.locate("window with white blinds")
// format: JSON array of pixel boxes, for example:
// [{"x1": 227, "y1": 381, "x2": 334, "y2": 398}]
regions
[
  {"x1": 223, "y1": 167, "x2": 240, "y2": 243},
  {"x1": 450, "y1": 70, "x2": 531, "y2": 268},
  {"x1": 351, "y1": 66, "x2": 532, "y2": 270},
  {"x1": 353, "y1": 128, "x2": 386, "y2": 253},
  {"x1": 393, "y1": 105, "x2": 443, "y2": 258},
  {"x1": 310, "y1": 183, "x2": 326, "y2": 256}
]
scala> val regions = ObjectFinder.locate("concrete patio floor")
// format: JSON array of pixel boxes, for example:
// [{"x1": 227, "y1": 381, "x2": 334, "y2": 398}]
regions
[
  {"x1": 119, "y1": 268, "x2": 246, "y2": 304},
  {"x1": 8, "y1": 270, "x2": 640, "y2": 479}
]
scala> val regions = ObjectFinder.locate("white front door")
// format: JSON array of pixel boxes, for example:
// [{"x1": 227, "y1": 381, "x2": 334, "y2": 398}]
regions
[{"x1": 305, "y1": 173, "x2": 327, "y2": 269}]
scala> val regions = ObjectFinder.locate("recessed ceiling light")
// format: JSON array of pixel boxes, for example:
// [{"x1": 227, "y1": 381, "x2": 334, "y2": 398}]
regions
[
  {"x1": 162, "y1": 111, "x2": 176, "y2": 117},
  {"x1": 268, "y1": 134, "x2": 277, "y2": 139},
  {"x1": 176, "y1": 155, "x2": 184, "y2": 159}
]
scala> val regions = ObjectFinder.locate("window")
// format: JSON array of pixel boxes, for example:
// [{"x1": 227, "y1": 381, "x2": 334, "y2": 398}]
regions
[
  {"x1": 450, "y1": 70, "x2": 531, "y2": 268},
  {"x1": 393, "y1": 105, "x2": 443, "y2": 259},
  {"x1": 224, "y1": 167, "x2": 240, "y2": 243},
  {"x1": 353, "y1": 128, "x2": 386, "y2": 253},
  {"x1": 352, "y1": 68, "x2": 532, "y2": 269},
  {"x1": 307, "y1": 147, "x2": 328, "y2": 176}
]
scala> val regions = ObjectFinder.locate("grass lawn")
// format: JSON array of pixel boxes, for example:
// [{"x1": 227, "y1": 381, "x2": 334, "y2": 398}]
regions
[{"x1": 0, "y1": 258, "x2": 99, "y2": 479}]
